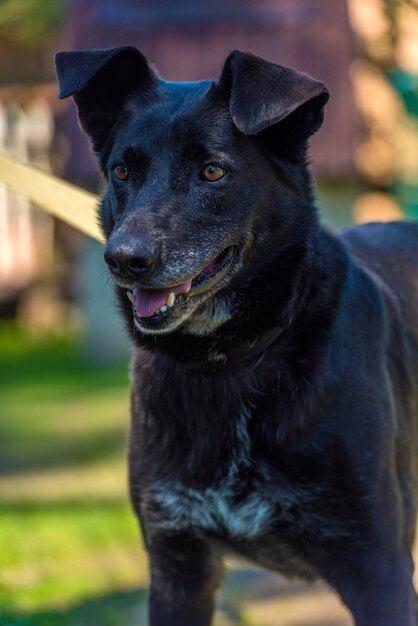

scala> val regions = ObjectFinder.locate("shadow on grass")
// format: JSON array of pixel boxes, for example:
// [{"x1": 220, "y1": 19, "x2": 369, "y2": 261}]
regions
[
  {"x1": 0, "y1": 353, "x2": 129, "y2": 401},
  {"x1": 0, "y1": 325, "x2": 129, "y2": 399},
  {"x1": 0, "y1": 426, "x2": 128, "y2": 475},
  {"x1": 0, "y1": 326, "x2": 131, "y2": 475},
  {"x1": 1, "y1": 498, "x2": 134, "y2": 512},
  {"x1": 1, "y1": 589, "x2": 148, "y2": 626}
]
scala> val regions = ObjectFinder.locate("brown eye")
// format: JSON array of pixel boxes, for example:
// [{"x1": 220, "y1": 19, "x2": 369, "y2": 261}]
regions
[
  {"x1": 113, "y1": 164, "x2": 129, "y2": 181},
  {"x1": 202, "y1": 164, "x2": 226, "y2": 182}
]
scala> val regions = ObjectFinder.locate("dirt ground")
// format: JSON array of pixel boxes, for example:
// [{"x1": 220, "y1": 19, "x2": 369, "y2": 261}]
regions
[{"x1": 218, "y1": 567, "x2": 351, "y2": 626}]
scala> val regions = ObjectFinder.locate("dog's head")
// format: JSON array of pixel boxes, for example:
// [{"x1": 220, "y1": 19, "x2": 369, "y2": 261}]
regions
[{"x1": 55, "y1": 47, "x2": 329, "y2": 337}]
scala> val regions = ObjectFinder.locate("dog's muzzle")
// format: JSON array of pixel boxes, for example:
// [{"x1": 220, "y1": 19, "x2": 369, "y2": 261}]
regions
[{"x1": 124, "y1": 245, "x2": 239, "y2": 334}]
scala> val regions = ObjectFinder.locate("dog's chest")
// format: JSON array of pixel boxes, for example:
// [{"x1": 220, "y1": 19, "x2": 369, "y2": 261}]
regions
[
  {"x1": 149, "y1": 450, "x2": 322, "y2": 581},
  {"x1": 152, "y1": 472, "x2": 275, "y2": 539},
  {"x1": 149, "y1": 410, "x2": 278, "y2": 539}
]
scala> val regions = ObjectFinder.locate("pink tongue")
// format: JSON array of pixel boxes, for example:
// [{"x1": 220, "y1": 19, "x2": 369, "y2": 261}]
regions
[{"x1": 133, "y1": 279, "x2": 192, "y2": 318}]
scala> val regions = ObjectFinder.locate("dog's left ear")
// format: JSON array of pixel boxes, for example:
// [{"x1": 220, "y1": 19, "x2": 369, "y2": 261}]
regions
[{"x1": 219, "y1": 50, "x2": 329, "y2": 141}]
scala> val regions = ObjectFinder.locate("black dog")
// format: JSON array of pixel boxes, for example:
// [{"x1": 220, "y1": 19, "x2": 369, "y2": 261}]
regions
[{"x1": 55, "y1": 46, "x2": 418, "y2": 625}]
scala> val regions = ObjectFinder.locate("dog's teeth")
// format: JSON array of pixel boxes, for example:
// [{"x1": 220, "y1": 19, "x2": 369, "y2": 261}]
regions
[
  {"x1": 160, "y1": 305, "x2": 168, "y2": 313},
  {"x1": 167, "y1": 292, "x2": 175, "y2": 307},
  {"x1": 127, "y1": 291, "x2": 135, "y2": 304}
]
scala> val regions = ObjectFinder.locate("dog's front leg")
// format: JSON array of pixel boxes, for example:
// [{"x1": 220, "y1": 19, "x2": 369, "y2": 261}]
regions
[
  {"x1": 335, "y1": 553, "x2": 416, "y2": 626},
  {"x1": 147, "y1": 531, "x2": 223, "y2": 626}
]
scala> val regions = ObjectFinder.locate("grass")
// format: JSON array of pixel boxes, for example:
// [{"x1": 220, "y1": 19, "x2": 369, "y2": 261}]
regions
[{"x1": 0, "y1": 323, "x2": 147, "y2": 625}]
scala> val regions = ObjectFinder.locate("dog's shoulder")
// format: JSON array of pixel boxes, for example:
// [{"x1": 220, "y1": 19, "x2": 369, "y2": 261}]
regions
[
  {"x1": 339, "y1": 220, "x2": 418, "y2": 286},
  {"x1": 340, "y1": 220, "x2": 418, "y2": 335},
  {"x1": 340, "y1": 220, "x2": 418, "y2": 256}
]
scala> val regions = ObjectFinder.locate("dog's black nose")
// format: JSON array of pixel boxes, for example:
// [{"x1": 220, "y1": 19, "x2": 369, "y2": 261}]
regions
[{"x1": 104, "y1": 239, "x2": 157, "y2": 279}]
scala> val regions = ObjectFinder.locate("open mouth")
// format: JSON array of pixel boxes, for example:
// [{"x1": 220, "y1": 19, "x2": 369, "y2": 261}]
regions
[{"x1": 126, "y1": 245, "x2": 237, "y2": 332}]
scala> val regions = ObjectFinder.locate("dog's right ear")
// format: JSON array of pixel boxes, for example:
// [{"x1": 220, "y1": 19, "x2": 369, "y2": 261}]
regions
[{"x1": 55, "y1": 47, "x2": 155, "y2": 152}]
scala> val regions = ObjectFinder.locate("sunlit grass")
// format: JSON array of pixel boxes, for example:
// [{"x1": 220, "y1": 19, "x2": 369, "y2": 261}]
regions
[
  {"x1": 0, "y1": 502, "x2": 146, "y2": 612},
  {"x1": 0, "y1": 323, "x2": 147, "y2": 624}
]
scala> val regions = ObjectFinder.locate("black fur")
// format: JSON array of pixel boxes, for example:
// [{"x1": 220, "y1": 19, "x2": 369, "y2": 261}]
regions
[{"x1": 56, "y1": 47, "x2": 418, "y2": 625}]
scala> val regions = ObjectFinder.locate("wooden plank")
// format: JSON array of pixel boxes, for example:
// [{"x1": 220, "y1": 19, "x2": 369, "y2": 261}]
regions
[{"x1": 0, "y1": 153, "x2": 104, "y2": 243}]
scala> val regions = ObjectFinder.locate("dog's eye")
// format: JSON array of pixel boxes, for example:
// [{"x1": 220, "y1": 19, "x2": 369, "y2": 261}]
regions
[
  {"x1": 113, "y1": 164, "x2": 129, "y2": 181},
  {"x1": 202, "y1": 164, "x2": 226, "y2": 182}
]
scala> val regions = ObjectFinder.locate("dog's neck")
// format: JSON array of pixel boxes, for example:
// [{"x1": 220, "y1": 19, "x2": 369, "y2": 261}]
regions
[{"x1": 131, "y1": 223, "x2": 348, "y2": 372}]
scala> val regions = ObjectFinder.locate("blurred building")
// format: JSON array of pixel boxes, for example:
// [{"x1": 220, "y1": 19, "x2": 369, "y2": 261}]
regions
[
  {"x1": 0, "y1": 8, "x2": 74, "y2": 323},
  {"x1": 66, "y1": 0, "x2": 357, "y2": 184},
  {"x1": 0, "y1": 87, "x2": 60, "y2": 313}
]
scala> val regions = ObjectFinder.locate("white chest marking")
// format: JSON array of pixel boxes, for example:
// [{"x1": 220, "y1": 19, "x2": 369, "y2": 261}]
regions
[
  {"x1": 152, "y1": 483, "x2": 274, "y2": 538},
  {"x1": 150, "y1": 410, "x2": 274, "y2": 538}
]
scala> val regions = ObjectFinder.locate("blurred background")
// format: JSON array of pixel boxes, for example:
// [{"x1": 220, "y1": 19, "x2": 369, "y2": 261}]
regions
[{"x1": 1, "y1": 1, "x2": 418, "y2": 625}]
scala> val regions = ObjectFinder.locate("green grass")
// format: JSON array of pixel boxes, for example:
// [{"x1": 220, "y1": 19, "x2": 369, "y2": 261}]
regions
[{"x1": 0, "y1": 323, "x2": 148, "y2": 625}]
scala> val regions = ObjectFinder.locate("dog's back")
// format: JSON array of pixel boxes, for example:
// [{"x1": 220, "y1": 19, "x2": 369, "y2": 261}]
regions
[{"x1": 342, "y1": 221, "x2": 418, "y2": 342}]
